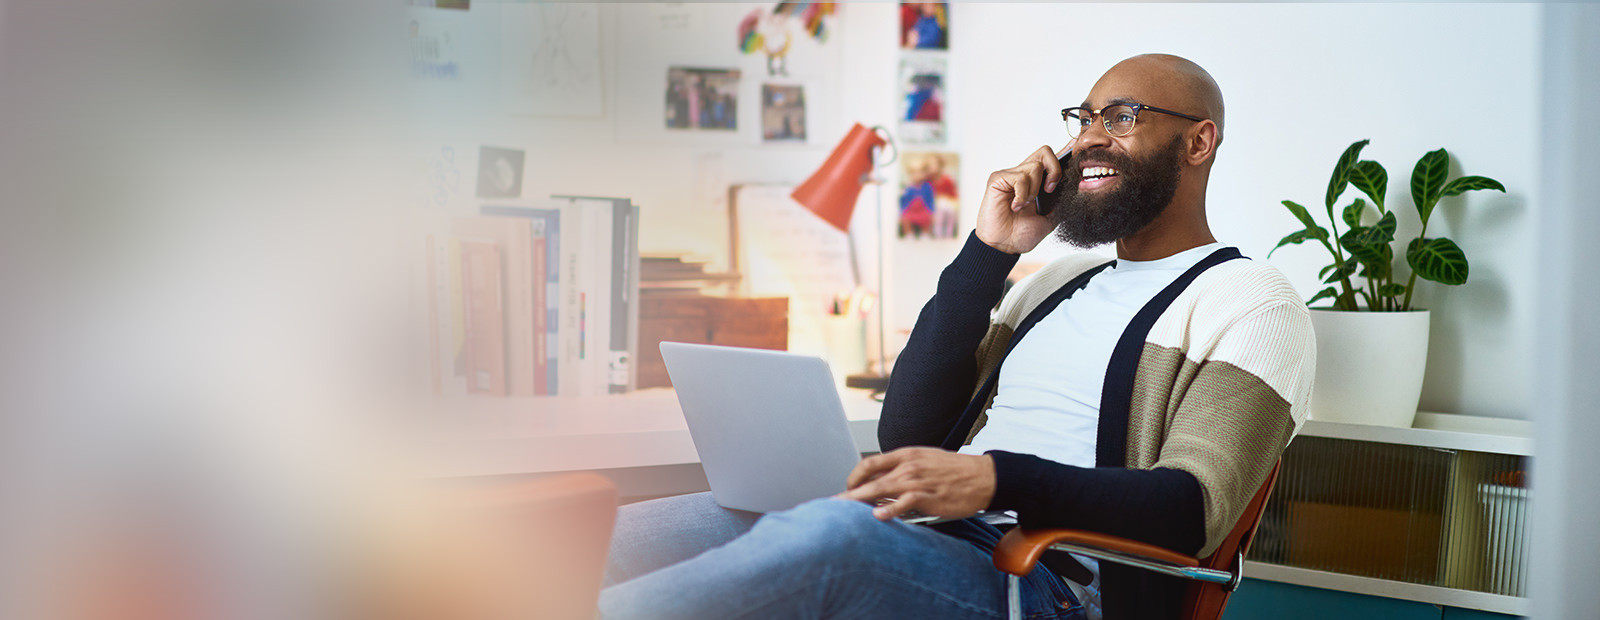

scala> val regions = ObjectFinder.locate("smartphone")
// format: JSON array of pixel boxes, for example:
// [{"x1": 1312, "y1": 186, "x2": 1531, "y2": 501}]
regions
[{"x1": 1035, "y1": 149, "x2": 1072, "y2": 217}]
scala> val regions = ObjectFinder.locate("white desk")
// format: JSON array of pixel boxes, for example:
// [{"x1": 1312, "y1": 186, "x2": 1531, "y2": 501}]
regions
[{"x1": 425, "y1": 387, "x2": 884, "y2": 480}]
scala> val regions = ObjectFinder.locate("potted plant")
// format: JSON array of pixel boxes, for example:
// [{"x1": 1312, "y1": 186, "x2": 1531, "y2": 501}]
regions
[{"x1": 1270, "y1": 139, "x2": 1504, "y2": 427}]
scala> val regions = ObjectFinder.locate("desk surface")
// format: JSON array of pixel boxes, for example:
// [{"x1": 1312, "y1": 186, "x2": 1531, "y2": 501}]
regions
[
  {"x1": 425, "y1": 387, "x2": 884, "y2": 478},
  {"x1": 424, "y1": 391, "x2": 1533, "y2": 478}
]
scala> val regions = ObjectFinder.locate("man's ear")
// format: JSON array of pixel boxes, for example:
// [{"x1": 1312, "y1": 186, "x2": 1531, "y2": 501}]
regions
[{"x1": 1185, "y1": 120, "x2": 1220, "y2": 166}]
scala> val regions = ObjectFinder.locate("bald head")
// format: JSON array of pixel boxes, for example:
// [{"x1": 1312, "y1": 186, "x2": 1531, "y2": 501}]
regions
[{"x1": 1096, "y1": 54, "x2": 1225, "y2": 142}]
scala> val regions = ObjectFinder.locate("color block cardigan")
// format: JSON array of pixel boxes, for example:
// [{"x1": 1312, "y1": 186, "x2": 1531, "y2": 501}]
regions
[{"x1": 881, "y1": 233, "x2": 1315, "y2": 617}]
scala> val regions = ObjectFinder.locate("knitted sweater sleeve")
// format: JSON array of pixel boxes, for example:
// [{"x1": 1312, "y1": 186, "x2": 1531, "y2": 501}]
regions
[
  {"x1": 878, "y1": 232, "x2": 1017, "y2": 451},
  {"x1": 986, "y1": 295, "x2": 1313, "y2": 556}
]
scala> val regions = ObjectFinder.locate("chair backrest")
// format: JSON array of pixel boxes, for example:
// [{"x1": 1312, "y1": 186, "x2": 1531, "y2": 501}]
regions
[{"x1": 1181, "y1": 462, "x2": 1281, "y2": 620}]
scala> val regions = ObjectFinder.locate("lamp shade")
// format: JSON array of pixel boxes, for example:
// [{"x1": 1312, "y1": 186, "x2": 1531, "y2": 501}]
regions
[{"x1": 791, "y1": 123, "x2": 886, "y2": 233}]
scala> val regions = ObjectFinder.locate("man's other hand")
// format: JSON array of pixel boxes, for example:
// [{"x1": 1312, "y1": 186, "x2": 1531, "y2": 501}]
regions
[
  {"x1": 974, "y1": 143, "x2": 1071, "y2": 255},
  {"x1": 838, "y1": 447, "x2": 996, "y2": 521}
]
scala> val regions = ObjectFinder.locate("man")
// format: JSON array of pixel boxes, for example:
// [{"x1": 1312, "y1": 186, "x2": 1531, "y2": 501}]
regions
[{"x1": 600, "y1": 54, "x2": 1315, "y2": 620}]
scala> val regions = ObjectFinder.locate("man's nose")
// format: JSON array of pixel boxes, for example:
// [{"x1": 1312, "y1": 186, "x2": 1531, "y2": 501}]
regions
[{"x1": 1073, "y1": 116, "x2": 1115, "y2": 151}]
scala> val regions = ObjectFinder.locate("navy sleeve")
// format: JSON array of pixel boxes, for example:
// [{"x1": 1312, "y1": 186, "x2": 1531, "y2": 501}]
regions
[
  {"x1": 877, "y1": 231, "x2": 1018, "y2": 451},
  {"x1": 986, "y1": 450, "x2": 1207, "y2": 555}
]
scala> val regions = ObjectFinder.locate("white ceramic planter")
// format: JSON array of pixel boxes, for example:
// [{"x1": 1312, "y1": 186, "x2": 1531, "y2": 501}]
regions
[{"x1": 1307, "y1": 309, "x2": 1430, "y2": 428}]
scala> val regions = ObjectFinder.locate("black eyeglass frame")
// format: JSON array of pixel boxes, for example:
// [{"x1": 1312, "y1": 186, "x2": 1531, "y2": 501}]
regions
[{"x1": 1060, "y1": 102, "x2": 1207, "y2": 138}]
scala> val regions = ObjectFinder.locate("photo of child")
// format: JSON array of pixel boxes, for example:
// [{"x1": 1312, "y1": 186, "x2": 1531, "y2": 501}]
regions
[
  {"x1": 761, "y1": 84, "x2": 806, "y2": 142},
  {"x1": 665, "y1": 67, "x2": 741, "y2": 131},
  {"x1": 900, "y1": 2, "x2": 949, "y2": 50},
  {"x1": 898, "y1": 151, "x2": 959, "y2": 239},
  {"x1": 898, "y1": 57, "x2": 946, "y2": 144}
]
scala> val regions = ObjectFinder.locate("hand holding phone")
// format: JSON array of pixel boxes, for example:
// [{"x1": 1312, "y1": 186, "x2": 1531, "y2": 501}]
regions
[
  {"x1": 1034, "y1": 149, "x2": 1071, "y2": 217},
  {"x1": 975, "y1": 144, "x2": 1070, "y2": 255}
]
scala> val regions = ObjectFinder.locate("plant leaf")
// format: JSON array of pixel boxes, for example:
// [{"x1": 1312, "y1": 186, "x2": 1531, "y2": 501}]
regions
[
  {"x1": 1441, "y1": 175, "x2": 1506, "y2": 197},
  {"x1": 1327, "y1": 140, "x2": 1370, "y2": 210},
  {"x1": 1410, "y1": 148, "x2": 1450, "y2": 225},
  {"x1": 1341, "y1": 210, "x2": 1397, "y2": 246},
  {"x1": 1406, "y1": 237, "x2": 1469, "y2": 286},
  {"x1": 1341, "y1": 199, "x2": 1367, "y2": 229},
  {"x1": 1281, "y1": 200, "x2": 1322, "y2": 233},
  {"x1": 1377, "y1": 283, "x2": 1407, "y2": 298},
  {"x1": 1323, "y1": 256, "x2": 1359, "y2": 284},
  {"x1": 1307, "y1": 286, "x2": 1340, "y2": 306},
  {"x1": 1339, "y1": 211, "x2": 1397, "y2": 281},
  {"x1": 1348, "y1": 160, "x2": 1388, "y2": 212},
  {"x1": 1358, "y1": 244, "x2": 1395, "y2": 281},
  {"x1": 1268, "y1": 227, "x2": 1329, "y2": 257}
]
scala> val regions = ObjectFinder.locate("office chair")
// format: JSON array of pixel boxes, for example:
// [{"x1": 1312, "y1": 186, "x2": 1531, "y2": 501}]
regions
[{"x1": 992, "y1": 463, "x2": 1280, "y2": 620}]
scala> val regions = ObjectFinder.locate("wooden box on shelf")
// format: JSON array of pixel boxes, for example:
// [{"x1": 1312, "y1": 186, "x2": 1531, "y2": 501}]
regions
[{"x1": 637, "y1": 295, "x2": 788, "y2": 389}]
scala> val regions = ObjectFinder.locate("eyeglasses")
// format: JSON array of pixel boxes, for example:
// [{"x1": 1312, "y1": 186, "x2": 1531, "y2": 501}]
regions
[{"x1": 1061, "y1": 103, "x2": 1206, "y2": 139}]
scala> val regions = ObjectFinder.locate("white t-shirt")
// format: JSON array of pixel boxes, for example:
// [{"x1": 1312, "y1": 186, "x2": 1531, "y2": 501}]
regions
[{"x1": 956, "y1": 242, "x2": 1224, "y2": 620}]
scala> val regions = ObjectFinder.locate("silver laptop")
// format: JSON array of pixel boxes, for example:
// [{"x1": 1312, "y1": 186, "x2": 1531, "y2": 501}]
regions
[{"x1": 660, "y1": 341, "x2": 863, "y2": 513}]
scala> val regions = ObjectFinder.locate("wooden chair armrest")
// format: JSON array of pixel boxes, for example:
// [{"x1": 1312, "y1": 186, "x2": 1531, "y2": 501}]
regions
[{"x1": 993, "y1": 527, "x2": 1199, "y2": 576}]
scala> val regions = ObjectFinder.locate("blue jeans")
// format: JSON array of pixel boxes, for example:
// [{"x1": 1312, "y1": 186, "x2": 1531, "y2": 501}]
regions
[{"x1": 601, "y1": 493, "x2": 1083, "y2": 620}]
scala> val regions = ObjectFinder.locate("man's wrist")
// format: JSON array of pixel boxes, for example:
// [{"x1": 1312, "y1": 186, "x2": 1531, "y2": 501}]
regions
[{"x1": 975, "y1": 229, "x2": 1021, "y2": 255}]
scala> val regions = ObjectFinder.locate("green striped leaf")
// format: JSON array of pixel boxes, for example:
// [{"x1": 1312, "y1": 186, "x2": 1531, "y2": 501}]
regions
[
  {"x1": 1322, "y1": 257, "x2": 1359, "y2": 284},
  {"x1": 1410, "y1": 148, "x2": 1451, "y2": 225},
  {"x1": 1358, "y1": 244, "x2": 1394, "y2": 281},
  {"x1": 1307, "y1": 286, "x2": 1340, "y2": 306},
  {"x1": 1268, "y1": 227, "x2": 1329, "y2": 257},
  {"x1": 1342, "y1": 199, "x2": 1367, "y2": 228},
  {"x1": 1441, "y1": 175, "x2": 1506, "y2": 197},
  {"x1": 1378, "y1": 283, "x2": 1407, "y2": 298},
  {"x1": 1341, "y1": 210, "x2": 1397, "y2": 246},
  {"x1": 1348, "y1": 160, "x2": 1388, "y2": 212},
  {"x1": 1281, "y1": 200, "x2": 1321, "y2": 233},
  {"x1": 1327, "y1": 140, "x2": 1370, "y2": 210},
  {"x1": 1406, "y1": 237, "x2": 1469, "y2": 286}
]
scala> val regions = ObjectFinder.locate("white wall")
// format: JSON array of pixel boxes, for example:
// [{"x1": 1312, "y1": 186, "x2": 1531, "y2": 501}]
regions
[{"x1": 433, "y1": 3, "x2": 1541, "y2": 420}]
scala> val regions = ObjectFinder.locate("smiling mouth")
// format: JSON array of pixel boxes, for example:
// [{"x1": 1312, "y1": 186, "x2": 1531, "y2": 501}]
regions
[
  {"x1": 1079, "y1": 165, "x2": 1121, "y2": 189},
  {"x1": 1082, "y1": 166, "x2": 1119, "y2": 180}
]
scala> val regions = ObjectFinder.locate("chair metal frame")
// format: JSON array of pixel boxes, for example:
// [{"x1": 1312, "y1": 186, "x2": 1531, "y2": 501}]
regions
[{"x1": 993, "y1": 463, "x2": 1280, "y2": 620}]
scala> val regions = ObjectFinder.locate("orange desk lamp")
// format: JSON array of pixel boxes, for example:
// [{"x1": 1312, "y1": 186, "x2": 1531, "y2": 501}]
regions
[{"x1": 792, "y1": 123, "x2": 897, "y2": 391}]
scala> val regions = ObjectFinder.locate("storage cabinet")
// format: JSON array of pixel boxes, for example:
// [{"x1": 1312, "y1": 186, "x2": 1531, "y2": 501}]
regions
[{"x1": 1241, "y1": 414, "x2": 1531, "y2": 616}]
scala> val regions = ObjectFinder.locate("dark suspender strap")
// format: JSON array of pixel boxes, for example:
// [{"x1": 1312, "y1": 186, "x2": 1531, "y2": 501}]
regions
[
  {"x1": 939, "y1": 260, "x2": 1115, "y2": 450},
  {"x1": 1094, "y1": 247, "x2": 1244, "y2": 467}
]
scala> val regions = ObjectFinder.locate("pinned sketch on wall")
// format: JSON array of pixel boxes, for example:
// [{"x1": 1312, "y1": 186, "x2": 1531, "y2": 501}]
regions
[
  {"x1": 898, "y1": 151, "x2": 959, "y2": 239},
  {"x1": 665, "y1": 67, "x2": 741, "y2": 131},
  {"x1": 501, "y1": 2, "x2": 602, "y2": 117},
  {"x1": 900, "y1": 2, "x2": 948, "y2": 50},
  {"x1": 408, "y1": 14, "x2": 461, "y2": 81},
  {"x1": 653, "y1": 4, "x2": 695, "y2": 31},
  {"x1": 761, "y1": 84, "x2": 807, "y2": 143},
  {"x1": 427, "y1": 145, "x2": 464, "y2": 210},
  {"x1": 899, "y1": 56, "x2": 946, "y2": 145},
  {"x1": 731, "y1": 185, "x2": 857, "y2": 361},
  {"x1": 476, "y1": 146, "x2": 525, "y2": 198}
]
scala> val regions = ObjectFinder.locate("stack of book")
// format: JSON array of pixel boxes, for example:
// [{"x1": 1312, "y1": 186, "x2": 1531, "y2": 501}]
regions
[
  {"x1": 640, "y1": 254, "x2": 741, "y2": 297},
  {"x1": 422, "y1": 196, "x2": 640, "y2": 397}
]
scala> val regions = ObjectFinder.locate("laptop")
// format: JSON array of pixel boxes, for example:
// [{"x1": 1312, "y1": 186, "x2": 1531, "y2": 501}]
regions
[{"x1": 660, "y1": 341, "x2": 943, "y2": 522}]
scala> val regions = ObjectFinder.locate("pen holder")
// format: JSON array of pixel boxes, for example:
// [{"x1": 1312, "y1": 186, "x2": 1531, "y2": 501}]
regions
[{"x1": 822, "y1": 315, "x2": 867, "y2": 387}]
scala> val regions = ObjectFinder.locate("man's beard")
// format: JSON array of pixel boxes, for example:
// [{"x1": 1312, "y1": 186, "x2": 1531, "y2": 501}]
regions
[{"x1": 1039, "y1": 134, "x2": 1186, "y2": 249}]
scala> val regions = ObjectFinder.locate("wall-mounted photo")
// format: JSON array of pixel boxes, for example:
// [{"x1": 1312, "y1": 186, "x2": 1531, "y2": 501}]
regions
[
  {"x1": 899, "y1": 57, "x2": 946, "y2": 145},
  {"x1": 665, "y1": 67, "x2": 741, "y2": 131},
  {"x1": 476, "y1": 145, "x2": 525, "y2": 199},
  {"x1": 899, "y1": 2, "x2": 948, "y2": 50},
  {"x1": 760, "y1": 84, "x2": 806, "y2": 142},
  {"x1": 898, "y1": 151, "x2": 959, "y2": 239}
]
